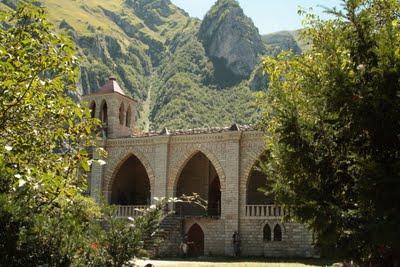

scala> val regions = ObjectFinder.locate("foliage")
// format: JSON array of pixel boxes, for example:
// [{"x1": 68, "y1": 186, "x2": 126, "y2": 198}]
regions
[
  {"x1": 0, "y1": 4, "x2": 204, "y2": 266},
  {"x1": 80, "y1": 200, "x2": 166, "y2": 267},
  {"x1": 0, "y1": 3, "x2": 104, "y2": 266},
  {"x1": 258, "y1": 0, "x2": 400, "y2": 262}
]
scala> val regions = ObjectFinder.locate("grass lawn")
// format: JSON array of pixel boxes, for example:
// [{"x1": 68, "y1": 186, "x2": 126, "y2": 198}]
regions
[{"x1": 136, "y1": 258, "x2": 334, "y2": 267}]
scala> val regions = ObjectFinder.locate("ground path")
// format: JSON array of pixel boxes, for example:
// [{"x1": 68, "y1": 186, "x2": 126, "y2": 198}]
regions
[{"x1": 135, "y1": 258, "x2": 332, "y2": 267}]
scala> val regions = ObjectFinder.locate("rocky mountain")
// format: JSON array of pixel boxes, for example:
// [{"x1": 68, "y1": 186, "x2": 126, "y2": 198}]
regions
[
  {"x1": 198, "y1": 0, "x2": 265, "y2": 86},
  {"x1": 0, "y1": 0, "x2": 304, "y2": 131},
  {"x1": 262, "y1": 31, "x2": 302, "y2": 57}
]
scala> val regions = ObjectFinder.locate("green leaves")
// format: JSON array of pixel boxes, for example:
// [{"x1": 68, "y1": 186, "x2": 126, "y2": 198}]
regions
[
  {"x1": 0, "y1": 3, "x2": 102, "y2": 266},
  {"x1": 258, "y1": 0, "x2": 400, "y2": 262}
]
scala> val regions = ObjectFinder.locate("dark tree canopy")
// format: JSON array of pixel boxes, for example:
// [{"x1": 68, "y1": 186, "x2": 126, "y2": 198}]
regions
[{"x1": 258, "y1": 0, "x2": 400, "y2": 263}]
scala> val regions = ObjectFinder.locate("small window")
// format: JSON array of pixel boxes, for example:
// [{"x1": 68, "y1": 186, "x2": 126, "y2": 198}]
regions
[
  {"x1": 89, "y1": 101, "x2": 96, "y2": 118},
  {"x1": 273, "y1": 224, "x2": 282, "y2": 241},
  {"x1": 263, "y1": 224, "x2": 271, "y2": 241},
  {"x1": 100, "y1": 100, "x2": 108, "y2": 125},
  {"x1": 119, "y1": 103, "x2": 125, "y2": 125},
  {"x1": 125, "y1": 106, "x2": 131, "y2": 127}
]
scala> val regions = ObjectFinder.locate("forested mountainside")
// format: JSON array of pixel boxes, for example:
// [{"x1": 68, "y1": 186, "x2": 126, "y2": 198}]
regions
[{"x1": 0, "y1": 0, "x2": 303, "y2": 131}]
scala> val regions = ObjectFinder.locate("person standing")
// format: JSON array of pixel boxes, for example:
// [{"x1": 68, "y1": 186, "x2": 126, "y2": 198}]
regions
[
  {"x1": 180, "y1": 234, "x2": 189, "y2": 257},
  {"x1": 232, "y1": 231, "x2": 241, "y2": 257}
]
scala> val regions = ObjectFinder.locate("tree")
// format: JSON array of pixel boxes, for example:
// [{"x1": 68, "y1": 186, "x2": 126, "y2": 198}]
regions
[
  {"x1": 258, "y1": 0, "x2": 400, "y2": 263},
  {"x1": 0, "y1": 3, "x2": 101, "y2": 265},
  {"x1": 0, "y1": 4, "x2": 171, "y2": 266}
]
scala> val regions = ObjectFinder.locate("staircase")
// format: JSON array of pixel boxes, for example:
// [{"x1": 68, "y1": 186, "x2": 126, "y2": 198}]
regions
[{"x1": 145, "y1": 214, "x2": 183, "y2": 257}]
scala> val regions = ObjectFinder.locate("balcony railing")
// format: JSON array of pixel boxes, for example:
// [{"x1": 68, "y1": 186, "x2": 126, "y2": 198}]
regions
[
  {"x1": 116, "y1": 205, "x2": 286, "y2": 218},
  {"x1": 245, "y1": 205, "x2": 287, "y2": 218},
  {"x1": 115, "y1": 205, "x2": 149, "y2": 218}
]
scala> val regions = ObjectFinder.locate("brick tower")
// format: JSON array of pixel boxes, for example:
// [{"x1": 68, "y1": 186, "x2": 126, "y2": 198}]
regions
[{"x1": 82, "y1": 77, "x2": 137, "y2": 138}]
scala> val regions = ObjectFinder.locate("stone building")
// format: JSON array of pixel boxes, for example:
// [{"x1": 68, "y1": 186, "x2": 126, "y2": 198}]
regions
[{"x1": 84, "y1": 77, "x2": 314, "y2": 257}]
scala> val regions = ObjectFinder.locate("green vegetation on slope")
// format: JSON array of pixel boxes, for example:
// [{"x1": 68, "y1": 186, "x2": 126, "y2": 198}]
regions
[{"x1": 1, "y1": 0, "x2": 304, "y2": 131}]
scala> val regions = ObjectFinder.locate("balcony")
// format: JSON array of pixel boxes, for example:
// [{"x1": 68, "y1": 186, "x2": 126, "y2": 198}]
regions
[
  {"x1": 244, "y1": 205, "x2": 287, "y2": 219},
  {"x1": 115, "y1": 205, "x2": 149, "y2": 218}
]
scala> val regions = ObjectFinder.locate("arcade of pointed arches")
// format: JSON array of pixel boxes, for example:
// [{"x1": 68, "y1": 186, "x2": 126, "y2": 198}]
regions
[
  {"x1": 106, "y1": 147, "x2": 276, "y2": 209},
  {"x1": 106, "y1": 146, "x2": 284, "y2": 246}
]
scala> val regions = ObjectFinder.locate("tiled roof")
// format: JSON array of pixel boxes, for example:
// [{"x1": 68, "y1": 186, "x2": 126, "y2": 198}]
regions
[
  {"x1": 132, "y1": 124, "x2": 257, "y2": 137},
  {"x1": 94, "y1": 76, "x2": 125, "y2": 95}
]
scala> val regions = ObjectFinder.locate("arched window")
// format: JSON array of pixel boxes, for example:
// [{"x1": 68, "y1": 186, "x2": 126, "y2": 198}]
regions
[
  {"x1": 100, "y1": 100, "x2": 108, "y2": 125},
  {"x1": 125, "y1": 106, "x2": 131, "y2": 127},
  {"x1": 119, "y1": 103, "x2": 125, "y2": 125},
  {"x1": 99, "y1": 100, "x2": 108, "y2": 138},
  {"x1": 263, "y1": 224, "x2": 271, "y2": 241},
  {"x1": 273, "y1": 224, "x2": 282, "y2": 241},
  {"x1": 89, "y1": 101, "x2": 96, "y2": 118}
]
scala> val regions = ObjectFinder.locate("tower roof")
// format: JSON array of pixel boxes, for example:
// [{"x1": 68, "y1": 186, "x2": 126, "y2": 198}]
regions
[{"x1": 96, "y1": 76, "x2": 125, "y2": 95}]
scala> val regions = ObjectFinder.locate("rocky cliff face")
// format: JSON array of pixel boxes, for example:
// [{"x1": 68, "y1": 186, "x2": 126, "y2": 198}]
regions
[
  {"x1": 1, "y1": 0, "x2": 304, "y2": 130},
  {"x1": 262, "y1": 31, "x2": 302, "y2": 57},
  {"x1": 198, "y1": 0, "x2": 265, "y2": 86}
]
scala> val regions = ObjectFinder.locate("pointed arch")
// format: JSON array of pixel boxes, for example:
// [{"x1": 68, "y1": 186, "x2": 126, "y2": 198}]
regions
[
  {"x1": 187, "y1": 223, "x2": 204, "y2": 256},
  {"x1": 103, "y1": 150, "x2": 156, "y2": 201},
  {"x1": 174, "y1": 150, "x2": 222, "y2": 216},
  {"x1": 100, "y1": 100, "x2": 108, "y2": 125},
  {"x1": 89, "y1": 101, "x2": 96, "y2": 118},
  {"x1": 243, "y1": 148, "x2": 267, "y2": 189},
  {"x1": 126, "y1": 105, "x2": 132, "y2": 127},
  {"x1": 169, "y1": 147, "x2": 226, "y2": 194},
  {"x1": 273, "y1": 224, "x2": 282, "y2": 241},
  {"x1": 263, "y1": 223, "x2": 272, "y2": 241},
  {"x1": 110, "y1": 154, "x2": 151, "y2": 205},
  {"x1": 119, "y1": 102, "x2": 125, "y2": 125},
  {"x1": 245, "y1": 151, "x2": 274, "y2": 205}
]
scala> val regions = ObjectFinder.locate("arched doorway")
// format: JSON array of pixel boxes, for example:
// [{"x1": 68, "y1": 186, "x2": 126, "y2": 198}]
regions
[
  {"x1": 175, "y1": 152, "x2": 221, "y2": 217},
  {"x1": 111, "y1": 155, "x2": 151, "y2": 206},
  {"x1": 246, "y1": 155, "x2": 274, "y2": 205},
  {"x1": 187, "y1": 223, "x2": 204, "y2": 257}
]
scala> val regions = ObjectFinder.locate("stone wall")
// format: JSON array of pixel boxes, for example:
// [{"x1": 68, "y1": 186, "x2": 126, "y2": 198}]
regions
[
  {"x1": 240, "y1": 219, "x2": 314, "y2": 257},
  {"x1": 87, "y1": 124, "x2": 315, "y2": 257},
  {"x1": 82, "y1": 93, "x2": 137, "y2": 139},
  {"x1": 184, "y1": 218, "x2": 225, "y2": 256}
]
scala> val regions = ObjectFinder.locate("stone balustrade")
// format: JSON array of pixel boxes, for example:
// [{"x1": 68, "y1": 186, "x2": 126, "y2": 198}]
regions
[
  {"x1": 244, "y1": 205, "x2": 286, "y2": 218},
  {"x1": 116, "y1": 205, "x2": 149, "y2": 218}
]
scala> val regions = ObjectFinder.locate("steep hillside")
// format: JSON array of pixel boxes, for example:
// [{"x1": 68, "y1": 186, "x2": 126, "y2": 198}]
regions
[
  {"x1": 2, "y1": 0, "x2": 191, "y2": 98},
  {"x1": 1, "y1": 0, "x2": 303, "y2": 131},
  {"x1": 198, "y1": 0, "x2": 265, "y2": 87},
  {"x1": 149, "y1": 0, "x2": 263, "y2": 129},
  {"x1": 262, "y1": 31, "x2": 302, "y2": 56}
]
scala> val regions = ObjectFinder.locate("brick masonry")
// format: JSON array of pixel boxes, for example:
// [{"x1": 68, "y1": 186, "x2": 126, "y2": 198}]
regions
[{"x1": 83, "y1": 85, "x2": 315, "y2": 258}]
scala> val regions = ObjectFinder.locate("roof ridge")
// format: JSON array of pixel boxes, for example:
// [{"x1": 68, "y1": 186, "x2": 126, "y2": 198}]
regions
[{"x1": 96, "y1": 76, "x2": 125, "y2": 95}]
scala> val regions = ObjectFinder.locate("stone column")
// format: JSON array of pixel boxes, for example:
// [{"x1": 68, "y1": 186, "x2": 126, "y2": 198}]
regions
[
  {"x1": 222, "y1": 132, "x2": 241, "y2": 255},
  {"x1": 152, "y1": 136, "x2": 170, "y2": 203},
  {"x1": 90, "y1": 139, "x2": 106, "y2": 203}
]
